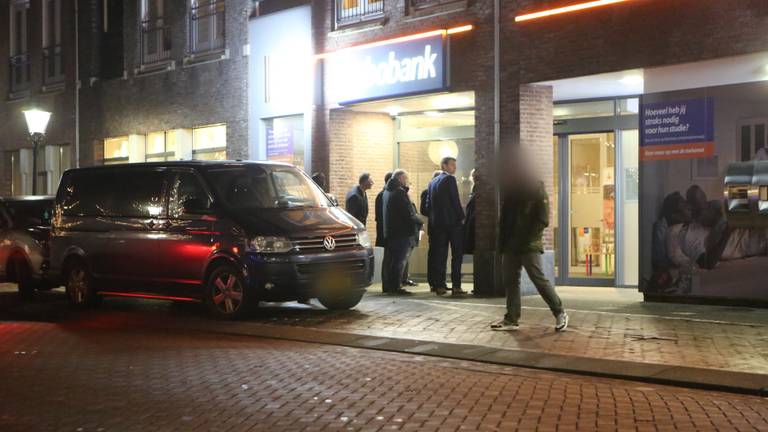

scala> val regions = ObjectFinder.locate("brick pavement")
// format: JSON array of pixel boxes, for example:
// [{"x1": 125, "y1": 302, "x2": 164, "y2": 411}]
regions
[{"x1": 1, "y1": 321, "x2": 767, "y2": 432}]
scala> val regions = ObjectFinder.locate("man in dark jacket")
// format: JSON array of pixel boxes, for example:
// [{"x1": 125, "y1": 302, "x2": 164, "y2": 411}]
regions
[
  {"x1": 420, "y1": 170, "x2": 442, "y2": 291},
  {"x1": 375, "y1": 172, "x2": 393, "y2": 292},
  {"x1": 491, "y1": 176, "x2": 568, "y2": 332},
  {"x1": 345, "y1": 173, "x2": 374, "y2": 226},
  {"x1": 383, "y1": 170, "x2": 421, "y2": 295},
  {"x1": 427, "y1": 157, "x2": 466, "y2": 296}
]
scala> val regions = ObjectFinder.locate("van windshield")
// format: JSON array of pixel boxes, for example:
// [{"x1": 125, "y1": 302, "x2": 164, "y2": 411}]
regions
[{"x1": 205, "y1": 165, "x2": 332, "y2": 209}]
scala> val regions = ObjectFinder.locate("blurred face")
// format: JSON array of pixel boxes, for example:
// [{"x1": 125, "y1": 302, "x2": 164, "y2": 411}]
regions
[
  {"x1": 361, "y1": 178, "x2": 374, "y2": 191},
  {"x1": 398, "y1": 173, "x2": 410, "y2": 187},
  {"x1": 442, "y1": 159, "x2": 457, "y2": 175}
]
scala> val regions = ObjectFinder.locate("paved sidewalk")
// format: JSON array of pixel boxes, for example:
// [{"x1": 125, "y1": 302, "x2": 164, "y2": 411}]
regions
[{"x1": 1, "y1": 321, "x2": 767, "y2": 431}]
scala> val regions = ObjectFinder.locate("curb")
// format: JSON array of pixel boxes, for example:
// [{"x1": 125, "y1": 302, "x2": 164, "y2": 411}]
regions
[{"x1": 161, "y1": 320, "x2": 768, "y2": 397}]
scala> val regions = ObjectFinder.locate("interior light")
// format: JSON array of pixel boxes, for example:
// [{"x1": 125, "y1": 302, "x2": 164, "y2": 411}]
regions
[
  {"x1": 386, "y1": 106, "x2": 402, "y2": 116},
  {"x1": 515, "y1": 0, "x2": 633, "y2": 23},
  {"x1": 432, "y1": 95, "x2": 473, "y2": 109}
]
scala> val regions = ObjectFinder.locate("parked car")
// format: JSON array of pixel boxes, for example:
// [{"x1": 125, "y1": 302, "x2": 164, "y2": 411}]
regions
[
  {"x1": 49, "y1": 161, "x2": 374, "y2": 318},
  {"x1": 0, "y1": 196, "x2": 56, "y2": 299}
]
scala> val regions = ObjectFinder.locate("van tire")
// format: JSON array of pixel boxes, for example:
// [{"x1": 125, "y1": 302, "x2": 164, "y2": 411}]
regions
[
  {"x1": 318, "y1": 290, "x2": 364, "y2": 311},
  {"x1": 204, "y1": 264, "x2": 251, "y2": 319},
  {"x1": 65, "y1": 260, "x2": 100, "y2": 308},
  {"x1": 13, "y1": 257, "x2": 36, "y2": 301}
]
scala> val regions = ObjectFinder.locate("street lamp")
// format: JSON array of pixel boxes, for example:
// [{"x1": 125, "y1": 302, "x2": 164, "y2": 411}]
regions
[{"x1": 23, "y1": 109, "x2": 52, "y2": 195}]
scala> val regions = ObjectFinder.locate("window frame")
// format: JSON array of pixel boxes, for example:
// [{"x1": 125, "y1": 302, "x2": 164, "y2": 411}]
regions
[
  {"x1": 189, "y1": 0, "x2": 226, "y2": 55},
  {"x1": 9, "y1": 0, "x2": 31, "y2": 95},
  {"x1": 139, "y1": 0, "x2": 171, "y2": 66},
  {"x1": 335, "y1": 0, "x2": 384, "y2": 28}
]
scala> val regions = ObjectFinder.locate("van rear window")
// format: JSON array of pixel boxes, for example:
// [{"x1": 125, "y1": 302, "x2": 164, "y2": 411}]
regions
[{"x1": 60, "y1": 170, "x2": 167, "y2": 218}]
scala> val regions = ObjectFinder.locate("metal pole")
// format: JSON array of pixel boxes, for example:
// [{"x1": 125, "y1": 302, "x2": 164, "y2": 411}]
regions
[
  {"x1": 74, "y1": 0, "x2": 80, "y2": 168},
  {"x1": 32, "y1": 134, "x2": 40, "y2": 195},
  {"x1": 493, "y1": 0, "x2": 502, "y2": 294}
]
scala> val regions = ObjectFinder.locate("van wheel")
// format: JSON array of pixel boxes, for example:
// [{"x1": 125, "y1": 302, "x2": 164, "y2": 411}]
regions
[
  {"x1": 13, "y1": 258, "x2": 36, "y2": 301},
  {"x1": 204, "y1": 264, "x2": 250, "y2": 319},
  {"x1": 65, "y1": 260, "x2": 100, "y2": 307},
  {"x1": 318, "y1": 291, "x2": 364, "y2": 311}
]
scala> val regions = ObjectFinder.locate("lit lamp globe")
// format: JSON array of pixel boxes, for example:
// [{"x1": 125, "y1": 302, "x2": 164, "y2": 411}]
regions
[
  {"x1": 23, "y1": 109, "x2": 52, "y2": 195},
  {"x1": 23, "y1": 109, "x2": 52, "y2": 135}
]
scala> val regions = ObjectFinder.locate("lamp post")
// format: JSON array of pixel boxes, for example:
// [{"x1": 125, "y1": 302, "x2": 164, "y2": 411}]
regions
[{"x1": 23, "y1": 109, "x2": 52, "y2": 195}]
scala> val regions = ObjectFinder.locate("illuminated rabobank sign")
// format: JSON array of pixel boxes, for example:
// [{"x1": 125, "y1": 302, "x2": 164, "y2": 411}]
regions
[{"x1": 326, "y1": 34, "x2": 447, "y2": 105}]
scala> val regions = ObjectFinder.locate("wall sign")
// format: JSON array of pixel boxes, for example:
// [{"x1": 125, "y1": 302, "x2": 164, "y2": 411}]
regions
[
  {"x1": 326, "y1": 34, "x2": 447, "y2": 105},
  {"x1": 640, "y1": 98, "x2": 715, "y2": 161},
  {"x1": 266, "y1": 125, "x2": 293, "y2": 163}
]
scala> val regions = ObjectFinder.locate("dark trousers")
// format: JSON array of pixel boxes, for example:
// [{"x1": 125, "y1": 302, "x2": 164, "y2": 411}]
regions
[
  {"x1": 429, "y1": 225, "x2": 464, "y2": 289},
  {"x1": 381, "y1": 246, "x2": 393, "y2": 292},
  {"x1": 385, "y1": 237, "x2": 413, "y2": 292}
]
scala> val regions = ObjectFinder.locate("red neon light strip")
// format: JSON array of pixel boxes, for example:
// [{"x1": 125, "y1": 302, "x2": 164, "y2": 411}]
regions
[
  {"x1": 315, "y1": 25, "x2": 473, "y2": 60},
  {"x1": 99, "y1": 292, "x2": 200, "y2": 302},
  {"x1": 515, "y1": 0, "x2": 633, "y2": 22}
]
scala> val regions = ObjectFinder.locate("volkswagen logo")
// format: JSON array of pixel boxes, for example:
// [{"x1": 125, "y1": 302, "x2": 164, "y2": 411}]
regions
[{"x1": 323, "y1": 236, "x2": 336, "y2": 251}]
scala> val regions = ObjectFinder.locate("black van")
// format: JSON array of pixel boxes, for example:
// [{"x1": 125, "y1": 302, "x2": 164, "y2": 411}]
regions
[{"x1": 49, "y1": 161, "x2": 374, "y2": 318}]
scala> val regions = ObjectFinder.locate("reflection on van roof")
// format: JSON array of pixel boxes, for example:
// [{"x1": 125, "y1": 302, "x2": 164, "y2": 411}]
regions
[{"x1": 64, "y1": 160, "x2": 294, "y2": 173}]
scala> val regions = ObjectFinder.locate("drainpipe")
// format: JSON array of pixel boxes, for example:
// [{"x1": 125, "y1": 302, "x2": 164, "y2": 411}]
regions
[
  {"x1": 493, "y1": 0, "x2": 502, "y2": 293},
  {"x1": 74, "y1": 0, "x2": 80, "y2": 167}
]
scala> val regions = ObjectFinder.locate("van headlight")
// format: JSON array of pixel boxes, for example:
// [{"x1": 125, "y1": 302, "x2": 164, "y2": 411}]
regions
[
  {"x1": 248, "y1": 236, "x2": 294, "y2": 253},
  {"x1": 357, "y1": 231, "x2": 372, "y2": 248}
]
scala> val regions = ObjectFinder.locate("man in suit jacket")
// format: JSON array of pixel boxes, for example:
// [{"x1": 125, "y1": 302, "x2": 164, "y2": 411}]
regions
[
  {"x1": 375, "y1": 172, "x2": 393, "y2": 292},
  {"x1": 345, "y1": 173, "x2": 374, "y2": 226},
  {"x1": 427, "y1": 157, "x2": 466, "y2": 296},
  {"x1": 420, "y1": 170, "x2": 442, "y2": 291}
]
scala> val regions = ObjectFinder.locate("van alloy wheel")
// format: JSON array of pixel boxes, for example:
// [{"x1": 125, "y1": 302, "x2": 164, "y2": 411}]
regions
[
  {"x1": 65, "y1": 261, "x2": 99, "y2": 307},
  {"x1": 206, "y1": 265, "x2": 249, "y2": 319}
]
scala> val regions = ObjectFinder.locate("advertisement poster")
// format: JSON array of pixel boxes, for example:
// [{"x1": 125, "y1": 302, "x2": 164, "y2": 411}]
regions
[
  {"x1": 640, "y1": 82, "x2": 768, "y2": 301},
  {"x1": 266, "y1": 124, "x2": 293, "y2": 163}
]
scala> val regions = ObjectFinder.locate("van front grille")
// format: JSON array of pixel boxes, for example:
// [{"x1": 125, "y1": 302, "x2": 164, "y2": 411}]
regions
[
  {"x1": 293, "y1": 233, "x2": 359, "y2": 252},
  {"x1": 296, "y1": 259, "x2": 366, "y2": 275}
]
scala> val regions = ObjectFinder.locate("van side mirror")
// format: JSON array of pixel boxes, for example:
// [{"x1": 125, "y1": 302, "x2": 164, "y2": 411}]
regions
[{"x1": 328, "y1": 194, "x2": 339, "y2": 207}]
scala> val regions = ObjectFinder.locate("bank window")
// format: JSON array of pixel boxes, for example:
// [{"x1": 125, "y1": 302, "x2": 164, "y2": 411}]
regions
[
  {"x1": 264, "y1": 116, "x2": 305, "y2": 170},
  {"x1": 189, "y1": 0, "x2": 225, "y2": 54},
  {"x1": 336, "y1": 0, "x2": 384, "y2": 27},
  {"x1": 146, "y1": 131, "x2": 177, "y2": 162},
  {"x1": 140, "y1": 0, "x2": 171, "y2": 65},
  {"x1": 42, "y1": 0, "x2": 63, "y2": 86},
  {"x1": 192, "y1": 125, "x2": 226, "y2": 161},
  {"x1": 104, "y1": 136, "x2": 130, "y2": 165},
  {"x1": 9, "y1": 0, "x2": 31, "y2": 95}
]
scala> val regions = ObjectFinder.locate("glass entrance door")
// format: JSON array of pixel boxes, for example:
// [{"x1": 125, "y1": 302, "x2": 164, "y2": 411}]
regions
[{"x1": 555, "y1": 133, "x2": 616, "y2": 285}]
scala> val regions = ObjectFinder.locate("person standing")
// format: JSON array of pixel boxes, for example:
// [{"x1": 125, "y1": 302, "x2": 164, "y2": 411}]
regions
[
  {"x1": 401, "y1": 185, "x2": 422, "y2": 288},
  {"x1": 427, "y1": 157, "x2": 466, "y2": 297},
  {"x1": 420, "y1": 171, "x2": 441, "y2": 291},
  {"x1": 491, "y1": 171, "x2": 568, "y2": 332},
  {"x1": 375, "y1": 172, "x2": 393, "y2": 293},
  {"x1": 345, "y1": 173, "x2": 374, "y2": 226},
  {"x1": 464, "y1": 169, "x2": 477, "y2": 256},
  {"x1": 383, "y1": 170, "x2": 421, "y2": 295}
]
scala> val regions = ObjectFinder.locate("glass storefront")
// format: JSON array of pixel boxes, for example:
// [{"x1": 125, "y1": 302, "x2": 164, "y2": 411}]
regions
[
  {"x1": 192, "y1": 124, "x2": 227, "y2": 161},
  {"x1": 264, "y1": 115, "x2": 305, "y2": 170},
  {"x1": 102, "y1": 124, "x2": 227, "y2": 165},
  {"x1": 554, "y1": 98, "x2": 639, "y2": 287}
]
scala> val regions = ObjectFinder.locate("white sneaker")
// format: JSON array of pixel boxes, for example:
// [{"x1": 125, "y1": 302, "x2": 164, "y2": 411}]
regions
[
  {"x1": 490, "y1": 321, "x2": 519, "y2": 331},
  {"x1": 555, "y1": 312, "x2": 569, "y2": 332}
]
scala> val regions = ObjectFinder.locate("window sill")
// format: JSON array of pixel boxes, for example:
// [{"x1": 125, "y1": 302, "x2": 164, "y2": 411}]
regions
[
  {"x1": 7, "y1": 90, "x2": 30, "y2": 101},
  {"x1": 42, "y1": 82, "x2": 66, "y2": 93},
  {"x1": 331, "y1": 16, "x2": 388, "y2": 36},
  {"x1": 406, "y1": 0, "x2": 468, "y2": 21},
  {"x1": 134, "y1": 60, "x2": 176, "y2": 77},
  {"x1": 183, "y1": 48, "x2": 229, "y2": 67}
]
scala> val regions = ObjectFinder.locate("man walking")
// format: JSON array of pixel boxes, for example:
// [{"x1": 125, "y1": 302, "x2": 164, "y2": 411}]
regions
[
  {"x1": 346, "y1": 173, "x2": 374, "y2": 226},
  {"x1": 427, "y1": 157, "x2": 466, "y2": 297},
  {"x1": 375, "y1": 172, "x2": 393, "y2": 293},
  {"x1": 383, "y1": 170, "x2": 421, "y2": 295},
  {"x1": 491, "y1": 171, "x2": 568, "y2": 332}
]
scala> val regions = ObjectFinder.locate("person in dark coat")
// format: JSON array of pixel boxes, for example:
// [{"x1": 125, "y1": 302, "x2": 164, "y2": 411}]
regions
[
  {"x1": 375, "y1": 172, "x2": 393, "y2": 292},
  {"x1": 420, "y1": 170, "x2": 442, "y2": 291},
  {"x1": 491, "y1": 169, "x2": 568, "y2": 332},
  {"x1": 345, "y1": 173, "x2": 374, "y2": 226},
  {"x1": 311, "y1": 172, "x2": 327, "y2": 193},
  {"x1": 382, "y1": 170, "x2": 422, "y2": 295},
  {"x1": 463, "y1": 169, "x2": 477, "y2": 256},
  {"x1": 426, "y1": 157, "x2": 466, "y2": 297},
  {"x1": 400, "y1": 186, "x2": 422, "y2": 287}
]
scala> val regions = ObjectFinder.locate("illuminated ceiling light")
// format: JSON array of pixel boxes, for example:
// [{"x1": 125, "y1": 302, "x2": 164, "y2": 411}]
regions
[
  {"x1": 315, "y1": 25, "x2": 474, "y2": 60},
  {"x1": 386, "y1": 106, "x2": 402, "y2": 116},
  {"x1": 515, "y1": 0, "x2": 633, "y2": 23},
  {"x1": 432, "y1": 95, "x2": 473, "y2": 109},
  {"x1": 619, "y1": 75, "x2": 644, "y2": 85},
  {"x1": 424, "y1": 111, "x2": 444, "y2": 117}
]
